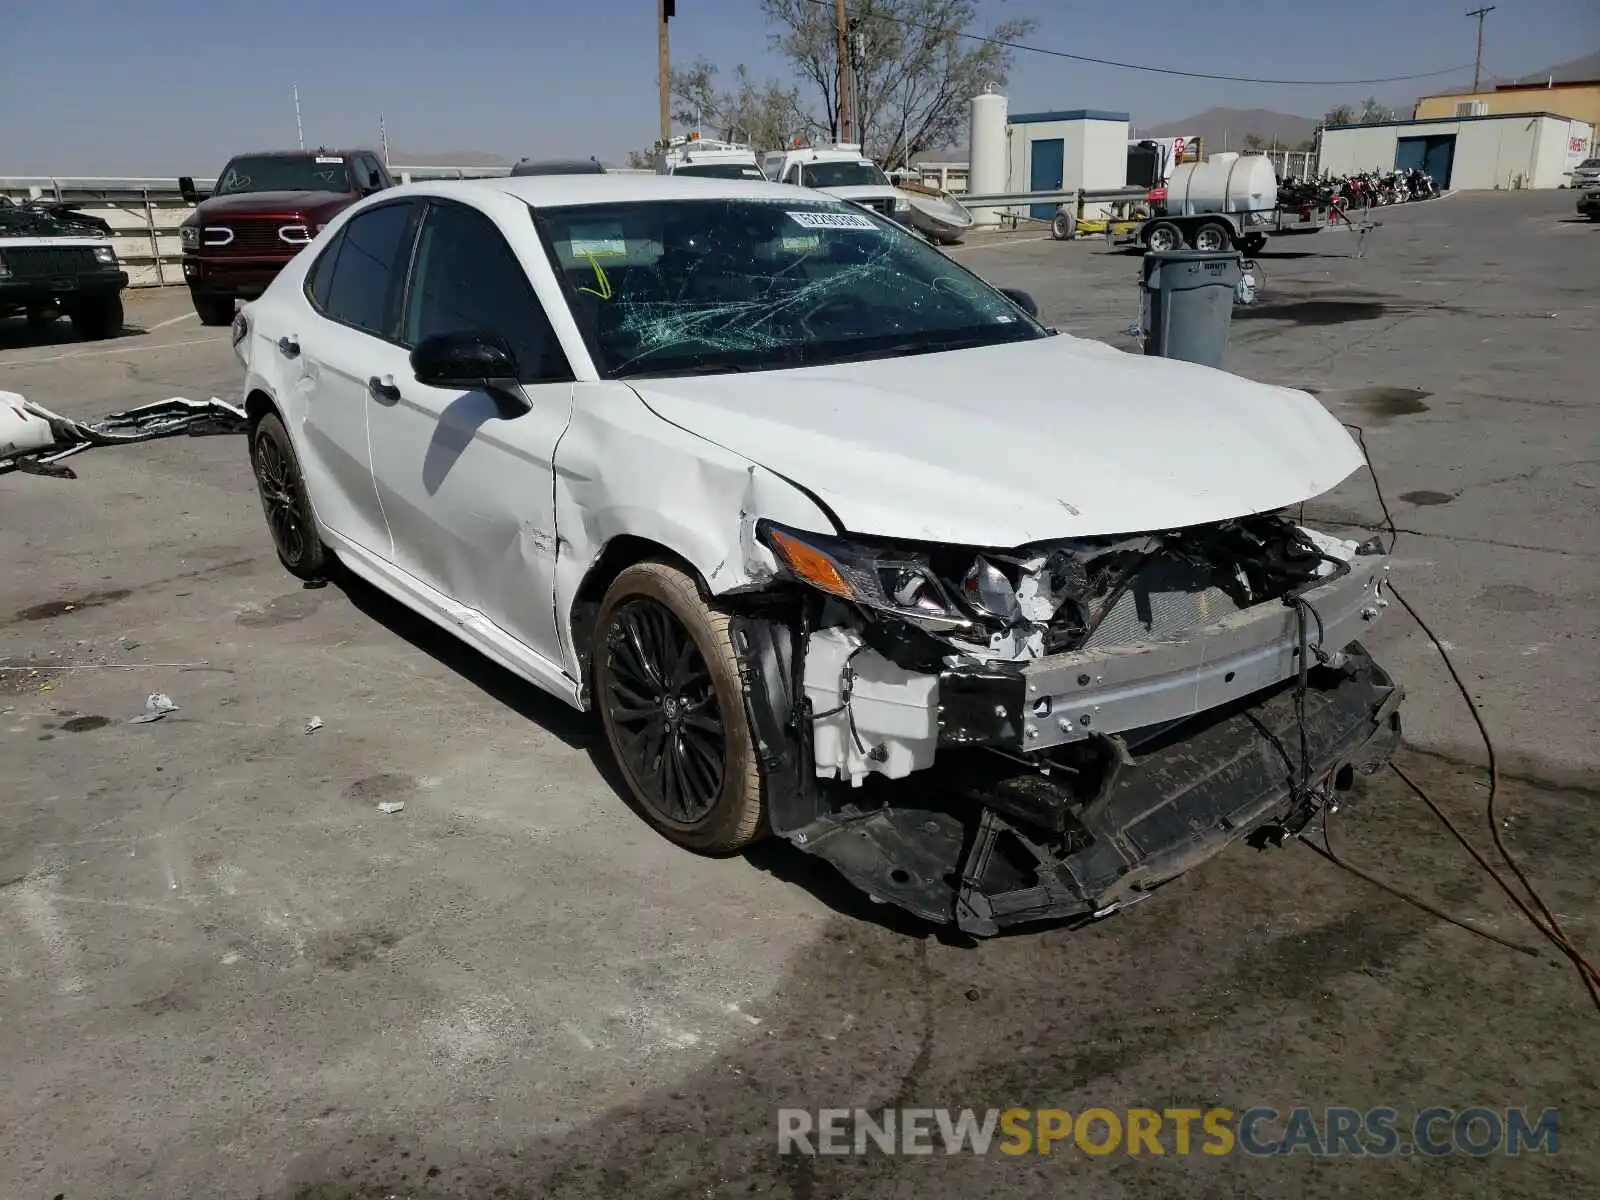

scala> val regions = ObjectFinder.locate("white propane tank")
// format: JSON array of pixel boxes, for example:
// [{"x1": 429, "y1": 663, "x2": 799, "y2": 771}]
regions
[
  {"x1": 967, "y1": 88, "x2": 1009, "y2": 226},
  {"x1": 1165, "y1": 152, "x2": 1278, "y2": 216}
]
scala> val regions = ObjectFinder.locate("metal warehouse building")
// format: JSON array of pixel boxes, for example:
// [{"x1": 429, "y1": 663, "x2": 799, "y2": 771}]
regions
[{"x1": 1319, "y1": 111, "x2": 1595, "y2": 191}]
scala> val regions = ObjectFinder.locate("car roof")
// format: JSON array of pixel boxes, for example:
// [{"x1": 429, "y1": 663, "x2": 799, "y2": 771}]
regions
[
  {"x1": 387, "y1": 174, "x2": 826, "y2": 209},
  {"x1": 227, "y1": 149, "x2": 377, "y2": 159}
]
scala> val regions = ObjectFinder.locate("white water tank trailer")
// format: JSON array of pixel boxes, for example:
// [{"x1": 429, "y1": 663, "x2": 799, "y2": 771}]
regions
[
  {"x1": 1165, "y1": 151, "x2": 1278, "y2": 216},
  {"x1": 967, "y1": 89, "x2": 1009, "y2": 226}
]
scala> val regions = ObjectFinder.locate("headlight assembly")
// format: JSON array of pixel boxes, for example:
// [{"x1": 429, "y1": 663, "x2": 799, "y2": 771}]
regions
[
  {"x1": 757, "y1": 520, "x2": 972, "y2": 632},
  {"x1": 93, "y1": 245, "x2": 117, "y2": 264},
  {"x1": 180, "y1": 225, "x2": 200, "y2": 251}
]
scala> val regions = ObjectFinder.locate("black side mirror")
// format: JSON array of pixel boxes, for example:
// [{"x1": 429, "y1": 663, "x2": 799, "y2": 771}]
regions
[
  {"x1": 363, "y1": 168, "x2": 382, "y2": 193},
  {"x1": 998, "y1": 287, "x2": 1039, "y2": 319},
  {"x1": 178, "y1": 175, "x2": 200, "y2": 204},
  {"x1": 411, "y1": 331, "x2": 524, "y2": 404}
]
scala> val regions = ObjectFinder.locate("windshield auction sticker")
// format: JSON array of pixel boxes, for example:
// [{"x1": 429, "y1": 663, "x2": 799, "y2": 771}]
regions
[{"x1": 787, "y1": 210, "x2": 877, "y2": 230}]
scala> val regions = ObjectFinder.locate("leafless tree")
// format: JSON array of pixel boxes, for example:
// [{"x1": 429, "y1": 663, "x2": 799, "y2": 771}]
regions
[
  {"x1": 759, "y1": 0, "x2": 1036, "y2": 165},
  {"x1": 1323, "y1": 104, "x2": 1356, "y2": 127}
]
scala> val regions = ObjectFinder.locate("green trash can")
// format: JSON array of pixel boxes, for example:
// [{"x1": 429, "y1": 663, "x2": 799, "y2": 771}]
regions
[{"x1": 1140, "y1": 249, "x2": 1242, "y2": 369}]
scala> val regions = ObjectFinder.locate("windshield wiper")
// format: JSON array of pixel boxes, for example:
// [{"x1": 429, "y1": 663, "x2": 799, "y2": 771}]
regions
[
  {"x1": 819, "y1": 334, "x2": 1022, "y2": 366},
  {"x1": 622, "y1": 360, "x2": 758, "y2": 380}
]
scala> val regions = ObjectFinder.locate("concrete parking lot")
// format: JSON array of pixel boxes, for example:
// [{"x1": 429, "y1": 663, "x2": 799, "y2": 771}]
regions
[{"x1": 1, "y1": 191, "x2": 1595, "y2": 1199}]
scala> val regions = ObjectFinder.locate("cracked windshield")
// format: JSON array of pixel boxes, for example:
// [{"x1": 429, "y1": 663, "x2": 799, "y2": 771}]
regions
[{"x1": 535, "y1": 198, "x2": 1045, "y2": 378}]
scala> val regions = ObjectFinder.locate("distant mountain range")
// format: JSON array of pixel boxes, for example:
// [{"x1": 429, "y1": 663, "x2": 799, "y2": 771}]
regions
[
  {"x1": 1136, "y1": 108, "x2": 1319, "y2": 151},
  {"x1": 1137, "y1": 46, "x2": 1599, "y2": 144}
]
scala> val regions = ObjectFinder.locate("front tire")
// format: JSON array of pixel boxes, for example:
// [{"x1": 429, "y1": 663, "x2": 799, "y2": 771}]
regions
[
  {"x1": 67, "y1": 293, "x2": 123, "y2": 340},
  {"x1": 250, "y1": 411, "x2": 329, "y2": 580},
  {"x1": 595, "y1": 562, "x2": 764, "y2": 854}
]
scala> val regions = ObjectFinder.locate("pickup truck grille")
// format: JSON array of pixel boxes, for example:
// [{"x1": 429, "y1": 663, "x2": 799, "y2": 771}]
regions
[
  {"x1": 203, "y1": 219, "x2": 301, "y2": 256},
  {"x1": 859, "y1": 198, "x2": 897, "y2": 218},
  {"x1": 2, "y1": 246, "x2": 99, "y2": 277}
]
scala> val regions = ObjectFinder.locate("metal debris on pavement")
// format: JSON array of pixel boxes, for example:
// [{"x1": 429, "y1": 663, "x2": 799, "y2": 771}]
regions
[
  {"x1": 377, "y1": 801, "x2": 405, "y2": 815},
  {"x1": 128, "y1": 693, "x2": 178, "y2": 724},
  {"x1": 304, "y1": 716, "x2": 325, "y2": 735}
]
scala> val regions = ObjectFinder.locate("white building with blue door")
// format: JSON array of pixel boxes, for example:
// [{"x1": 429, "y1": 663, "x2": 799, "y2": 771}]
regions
[
  {"x1": 1319, "y1": 111, "x2": 1595, "y2": 190},
  {"x1": 1005, "y1": 110, "x2": 1132, "y2": 218}
]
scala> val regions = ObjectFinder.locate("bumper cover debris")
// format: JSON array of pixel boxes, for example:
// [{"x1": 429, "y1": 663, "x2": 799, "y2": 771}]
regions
[{"x1": 1, "y1": 393, "x2": 247, "y2": 478}]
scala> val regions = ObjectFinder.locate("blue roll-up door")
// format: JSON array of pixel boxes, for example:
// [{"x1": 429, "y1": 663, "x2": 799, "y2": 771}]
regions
[
  {"x1": 1395, "y1": 134, "x2": 1455, "y2": 188},
  {"x1": 1029, "y1": 138, "x2": 1064, "y2": 220}
]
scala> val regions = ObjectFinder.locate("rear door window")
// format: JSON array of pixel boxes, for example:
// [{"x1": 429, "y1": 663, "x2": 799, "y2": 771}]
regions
[{"x1": 318, "y1": 200, "x2": 418, "y2": 337}]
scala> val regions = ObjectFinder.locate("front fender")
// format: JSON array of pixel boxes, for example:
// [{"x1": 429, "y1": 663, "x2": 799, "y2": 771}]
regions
[{"x1": 552, "y1": 382, "x2": 835, "y2": 683}]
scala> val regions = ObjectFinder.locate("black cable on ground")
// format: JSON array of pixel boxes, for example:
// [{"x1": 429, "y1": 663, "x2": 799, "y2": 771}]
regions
[
  {"x1": 1342, "y1": 422, "x2": 1600, "y2": 1013},
  {"x1": 1304, "y1": 809, "x2": 1541, "y2": 957}
]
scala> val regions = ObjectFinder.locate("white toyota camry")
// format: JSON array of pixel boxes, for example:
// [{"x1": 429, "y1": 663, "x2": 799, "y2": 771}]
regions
[{"x1": 234, "y1": 174, "x2": 1402, "y2": 936}]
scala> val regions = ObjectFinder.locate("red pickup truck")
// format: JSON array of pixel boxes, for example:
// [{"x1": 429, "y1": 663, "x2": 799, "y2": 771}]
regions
[{"x1": 177, "y1": 149, "x2": 392, "y2": 325}]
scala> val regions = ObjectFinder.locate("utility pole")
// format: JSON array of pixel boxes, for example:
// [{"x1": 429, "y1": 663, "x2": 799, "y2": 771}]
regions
[
  {"x1": 1466, "y1": 6, "x2": 1495, "y2": 94},
  {"x1": 658, "y1": 1, "x2": 675, "y2": 146},
  {"x1": 379, "y1": 115, "x2": 389, "y2": 166},
  {"x1": 834, "y1": 0, "x2": 852, "y2": 144},
  {"x1": 293, "y1": 84, "x2": 304, "y2": 150}
]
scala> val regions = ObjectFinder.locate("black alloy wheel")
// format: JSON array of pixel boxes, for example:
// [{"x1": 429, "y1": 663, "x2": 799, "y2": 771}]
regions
[
  {"x1": 250, "y1": 412, "x2": 328, "y2": 580},
  {"x1": 602, "y1": 595, "x2": 726, "y2": 827},
  {"x1": 593, "y1": 561, "x2": 765, "y2": 853}
]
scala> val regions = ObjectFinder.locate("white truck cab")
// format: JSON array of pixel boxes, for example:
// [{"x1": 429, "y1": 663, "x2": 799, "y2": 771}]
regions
[
  {"x1": 761, "y1": 144, "x2": 910, "y2": 224},
  {"x1": 661, "y1": 136, "x2": 766, "y2": 181}
]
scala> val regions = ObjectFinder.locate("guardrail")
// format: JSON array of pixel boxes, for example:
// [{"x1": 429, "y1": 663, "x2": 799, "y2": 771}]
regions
[{"x1": 2, "y1": 173, "x2": 1150, "y2": 286}]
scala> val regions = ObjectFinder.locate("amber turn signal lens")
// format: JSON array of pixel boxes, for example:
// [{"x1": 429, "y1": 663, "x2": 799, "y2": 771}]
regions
[{"x1": 768, "y1": 529, "x2": 853, "y2": 598}]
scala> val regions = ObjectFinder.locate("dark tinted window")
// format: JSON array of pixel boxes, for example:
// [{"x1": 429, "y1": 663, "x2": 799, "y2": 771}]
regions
[
  {"x1": 403, "y1": 200, "x2": 568, "y2": 384},
  {"x1": 214, "y1": 155, "x2": 352, "y2": 195},
  {"x1": 306, "y1": 233, "x2": 341, "y2": 309},
  {"x1": 321, "y1": 201, "x2": 415, "y2": 336}
]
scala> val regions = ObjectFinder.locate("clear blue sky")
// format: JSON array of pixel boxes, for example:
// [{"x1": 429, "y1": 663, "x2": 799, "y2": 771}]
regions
[{"x1": 2, "y1": 0, "x2": 1595, "y2": 174}]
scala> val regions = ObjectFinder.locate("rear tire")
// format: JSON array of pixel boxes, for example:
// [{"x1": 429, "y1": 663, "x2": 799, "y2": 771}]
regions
[
  {"x1": 594, "y1": 562, "x2": 765, "y2": 854},
  {"x1": 193, "y1": 293, "x2": 236, "y2": 327},
  {"x1": 67, "y1": 293, "x2": 123, "y2": 340},
  {"x1": 249, "y1": 412, "x2": 329, "y2": 581},
  {"x1": 1143, "y1": 220, "x2": 1183, "y2": 252},
  {"x1": 1192, "y1": 221, "x2": 1233, "y2": 252},
  {"x1": 1050, "y1": 208, "x2": 1077, "y2": 240}
]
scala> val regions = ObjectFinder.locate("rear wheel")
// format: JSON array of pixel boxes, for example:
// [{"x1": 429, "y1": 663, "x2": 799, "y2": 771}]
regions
[
  {"x1": 1050, "y1": 208, "x2": 1077, "y2": 240},
  {"x1": 250, "y1": 411, "x2": 329, "y2": 580},
  {"x1": 193, "y1": 293, "x2": 236, "y2": 327},
  {"x1": 67, "y1": 293, "x2": 123, "y2": 340},
  {"x1": 1143, "y1": 220, "x2": 1182, "y2": 252},
  {"x1": 1192, "y1": 221, "x2": 1233, "y2": 252},
  {"x1": 594, "y1": 562, "x2": 764, "y2": 854}
]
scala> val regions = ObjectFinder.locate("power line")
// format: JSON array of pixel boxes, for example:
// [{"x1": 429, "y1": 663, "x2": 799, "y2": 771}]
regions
[{"x1": 802, "y1": 0, "x2": 1477, "y2": 87}]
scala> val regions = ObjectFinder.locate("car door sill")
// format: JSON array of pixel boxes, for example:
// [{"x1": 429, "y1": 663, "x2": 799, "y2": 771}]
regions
[{"x1": 322, "y1": 528, "x2": 585, "y2": 711}]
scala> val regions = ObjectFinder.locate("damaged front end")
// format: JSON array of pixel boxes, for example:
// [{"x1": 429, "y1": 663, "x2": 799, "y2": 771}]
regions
[{"x1": 732, "y1": 513, "x2": 1403, "y2": 936}]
